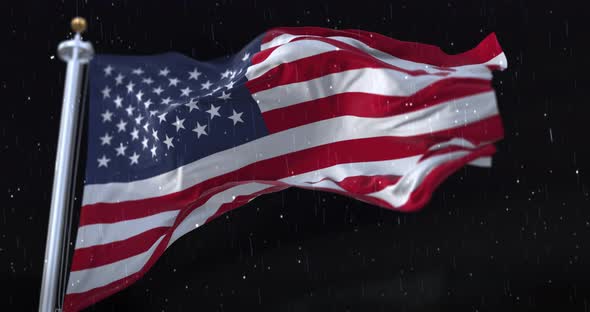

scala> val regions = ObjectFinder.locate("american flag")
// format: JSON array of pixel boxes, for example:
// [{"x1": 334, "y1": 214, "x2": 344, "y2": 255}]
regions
[{"x1": 64, "y1": 27, "x2": 507, "y2": 311}]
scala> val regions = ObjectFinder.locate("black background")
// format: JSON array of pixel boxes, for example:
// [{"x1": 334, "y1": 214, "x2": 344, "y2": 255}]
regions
[{"x1": 2, "y1": 0, "x2": 590, "y2": 311}]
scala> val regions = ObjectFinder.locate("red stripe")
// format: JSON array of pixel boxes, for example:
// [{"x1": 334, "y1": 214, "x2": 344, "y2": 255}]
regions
[
  {"x1": 80, "y1": 115, "x2": 502, "y2": 226},
  {"x1": 70, "y1": 227, "x2": 169, "y2": 271},
  {"x1": 63, "y1": 185, "x2": 287, "y2": 312},
  {"x1": 247, "y1": 36, "x2": 454, "y2": 94},
  {"x1": 261, "y1": 27, "x2": 503, "y2": 67},
  {"x1": 309, "y1": 174, "x2": 402, "y2": 195},
  {"x1": 250, "y1": 44, "x2": 280, "y2": 66},
  {"x1": 79, "y1": 180, "x2": 242, "y2": 226},
  {"x1": 260, "y1": 79, "x2": 492, "y2": 133},
  {"x1": 77, "y1": 200, "x2": 180, "y2": 227}
]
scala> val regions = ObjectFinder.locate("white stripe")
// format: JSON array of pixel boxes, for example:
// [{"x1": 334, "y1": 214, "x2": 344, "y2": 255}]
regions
[
  {"x1": 330, "y1": 36, "x2": 507, "y2": 71},
  {"x1": 426, "y1": 138, "x2": 493, "y2": 167},
  {"x1": 66, "y1": 235, "x2": 165, "y2": 294},
  {"x1": 75, "y1": 210, "x2": 179, "y2": 249},
  {"x1": 167, "y1": 182, "x2": 277, "y2": 247},
  {"x1": 249, "y1": 36, "x2": 506, "y2": 81},
  {"x1": 468, "y1": 156, "x2": 492, "y2": 167},
  {"x1": 248, "y1": 39, "x2": 339, "y2": 80},
  {"x1": 280, "y1": 150, "x2": 485, "y2": 208},
  {"x1": 279, "y1": 155, "x2": 421, "y2": 187},
  {"x1": 367, "y1": 151, "x2": 470, "y2": 207},
  {"x1": 82, "y1": 91, "x2": 498, "y2": 205},
  {"x1": 261, "y1": 33, "x2": 301, "y2": 50},
  {"x1": 427, "y1": 138, "x2": 476, "y2": 151},
  {"x1": 251, "y1": 67, "x2": 491, "y2": 113}
]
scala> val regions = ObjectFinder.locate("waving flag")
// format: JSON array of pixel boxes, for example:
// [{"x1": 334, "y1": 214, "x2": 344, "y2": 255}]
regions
[{"x1": 64, "y1": 27, "x2": 507, "y2": 311}]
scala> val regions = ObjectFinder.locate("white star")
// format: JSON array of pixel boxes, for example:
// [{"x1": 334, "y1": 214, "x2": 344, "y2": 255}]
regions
[
  {"x1": 152, "y1": 129, "x2": 159, "y2": 141},
  {"x1": 114, "y1": 73, "x2": 124, "y2": 85},
  {"x1": 130, "y1": 128, "x2": 139, "y2": 140},
  {"x1": 142, "y1": 121, "x2": 150, "y2": 132},
  {"x1": 101, "y1": 86, "x2": 111, "y2": 99},
  {"x1": 159, "y1": 67, "x2": 170, "y2": 76},
  {"x1": 220, "y1": 69, "x2": 231, "y2": 79},
  {"x1": 113, "y1": 96, "x2": 123, "y2": 108},
  {"x1": 100, "y1": 133, "x2": 113, "y2": 145},
  {"x1": 129, "y1": 152, "x2": 140, "y2": 165},
  {"x1": 224, "y1": 80, "x2": 235, "y2": 90},
  {"x1": 97, "y1": 155, "x2": 111, "y2": 168},
  {"x1": 152, "y1": 86, "x2": 164, "y2": 95},
  {"x1": 142, "y1": 77, "x2": 154, "y2": 85},
  {"x1": 149, "y1": 110, "x2": 158, "y2": 117},
  {"x1": 141, "y1": 137, "x2": 149, "y2": 149},
  {"x1": 136, "y1": 90, "x2": 144, "y2": 102},
  {"x1": 150, "y1": 144, "x2": 157, "y2": 157},
  {"x1": 125, "y1": 105, "x2": 135, "y2": 116},
  {"x1": 161, "y1": 97, "x2": 172, "y2": 105},
  {"x1": 115, "y1": 142, "x2": 128, "y2": 156},
  {"x1": 143, "y1": 99, "x2": 153, "y2": 109},
  {"x1": 230, "y1": 70, "x2": 237, "y2": 79},
  {"x1": 134, "y1": 114, "x2": 144, "y2": 125},
  {"x1": 104, "y1": 65, "x2": 114, "y2": 76},
  {"x1": 158, "y1": 112, "x2": 167, "y2": 123},
  {"x1": 228, "y1": 109, "x2": 244, "y2": 125},
  {"x1": 132, "y1": 68, "x2": 144, "y2": 75},
  {"x1": 201, "y1": 80, "x2": 213, "y2": 90},
  {"x1": 172, "y1": 116, "x2": 185, "y2": 132},
  {"x1": 192, "y1": 122, "x2": 207, "y2": 138},
  {"x1": 116, "y1": 119, "x2": 127, "y2": 132},
  {"x1": 126, "y1": 81, "x2": 135, "y2": 94},
  {"x1": 180, "y1": 86, "x2": 192, "y2": 97},
  {"x1": 163, "y1": 134, "x2": 174, "y2": 150},
  {"x1": 188, "y1": 68, "x2": 202, "y2": 80},
  {"x1": 206, "y1": 104, "x2": 221, "y2": 119},
  {"x1": 185, "y1": 99, "x2": 199, "y2": 112},
  {"x1": 168, "y1": 78, "x2": 180, "y2": 87},
  {"x1": 131, "y1": 67, "x2": 144, "y2": 75},
  {"x1": 218, "y1": 91, "x2": 231, "y2": 100},
  {"x1": 242, "y1": 52, "x2": 250, "y2": 61},
  {"x1": 101, "y1": 110, "x2": 113, "y2": 122}
]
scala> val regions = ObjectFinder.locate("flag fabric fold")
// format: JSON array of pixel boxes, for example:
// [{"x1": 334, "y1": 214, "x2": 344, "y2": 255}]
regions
[{"x1": 63, "y1": 26, "x2": 507, "y2": 311}]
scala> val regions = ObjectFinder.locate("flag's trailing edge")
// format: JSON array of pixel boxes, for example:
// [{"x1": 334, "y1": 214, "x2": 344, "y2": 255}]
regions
[{"x1": 63, "y1": 27, "x2": 506, "y2": 312}]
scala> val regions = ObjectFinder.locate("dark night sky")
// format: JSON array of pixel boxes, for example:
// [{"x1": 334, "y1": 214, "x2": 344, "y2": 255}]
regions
[{"x1": 2, "y1": 0, "x2": 590, "y2": 311}]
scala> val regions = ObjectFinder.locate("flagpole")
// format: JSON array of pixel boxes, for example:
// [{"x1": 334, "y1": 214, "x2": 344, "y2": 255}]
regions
[{"x1": 39, "y1": 17, "x2": 93, "y2": 312}]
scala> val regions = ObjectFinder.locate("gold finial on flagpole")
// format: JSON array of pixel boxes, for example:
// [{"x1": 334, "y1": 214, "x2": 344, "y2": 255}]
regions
[{"x1": 71, "y1": 17, "x2": 87, "y2": 33}]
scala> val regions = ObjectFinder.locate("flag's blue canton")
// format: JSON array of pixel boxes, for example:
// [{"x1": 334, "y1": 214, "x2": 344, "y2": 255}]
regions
[{"x1": 85, "y1": 35, "x2": 267, "y2": 184}]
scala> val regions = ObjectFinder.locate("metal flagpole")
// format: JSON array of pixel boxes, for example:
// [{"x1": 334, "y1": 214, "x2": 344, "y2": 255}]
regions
[{"x1": 39, "y1": 17, "x2": 93, "y2": 312}]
